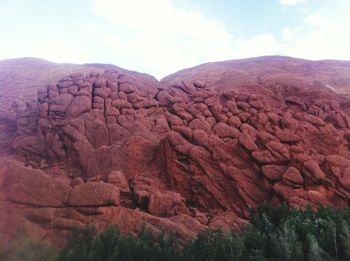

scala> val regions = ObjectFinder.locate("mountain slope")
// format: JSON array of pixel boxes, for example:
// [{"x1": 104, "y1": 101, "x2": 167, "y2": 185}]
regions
[{"x1": 2, "y1": 56, "x2": 350, "y2": 246}]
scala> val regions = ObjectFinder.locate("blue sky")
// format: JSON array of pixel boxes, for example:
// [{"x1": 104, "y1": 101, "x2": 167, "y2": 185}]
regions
[{"x1": 0, "y1": 0, "x2": 349, "y2": 78}]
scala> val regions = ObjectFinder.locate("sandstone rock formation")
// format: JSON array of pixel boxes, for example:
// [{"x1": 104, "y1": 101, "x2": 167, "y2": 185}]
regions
[
  {"x1": 0, "y1": 58, "x2": 118, "y2": 150},
  {"x1": 2, "y1": 56, "x2": 350, "y2": 246}
]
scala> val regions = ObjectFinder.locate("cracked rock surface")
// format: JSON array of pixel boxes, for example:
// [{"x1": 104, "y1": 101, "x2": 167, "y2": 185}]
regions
[{"x1": 2, "y1": 56, "x2": 350, "y2": 245}]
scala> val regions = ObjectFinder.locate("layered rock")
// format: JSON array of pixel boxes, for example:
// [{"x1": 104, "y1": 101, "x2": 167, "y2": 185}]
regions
[{"x1": 2, "y1": 56, "x2": 350, "y2": 246}]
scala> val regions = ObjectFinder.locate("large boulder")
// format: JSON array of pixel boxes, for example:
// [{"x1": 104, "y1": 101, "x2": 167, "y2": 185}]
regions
[
  {"x1": 67, "y1": 182, "x2": 120, "y2": 207},
  {"x1": 1, "y1": 159, "x2": 70, "y2": 207}
]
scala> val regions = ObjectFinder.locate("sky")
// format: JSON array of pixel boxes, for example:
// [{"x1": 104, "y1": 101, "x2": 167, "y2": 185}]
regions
[{"x1": 0, "y1": 0, "x2": 350, "y2": 79}]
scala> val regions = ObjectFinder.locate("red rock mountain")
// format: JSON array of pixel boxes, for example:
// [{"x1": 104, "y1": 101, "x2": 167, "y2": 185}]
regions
[{"x1": 2, "y1": 56, "x2": 350, "y2": 246}]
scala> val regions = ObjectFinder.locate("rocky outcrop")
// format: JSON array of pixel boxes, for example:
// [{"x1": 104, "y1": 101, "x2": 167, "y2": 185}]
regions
[
  {"x1": 2, "y1": 56, "x2": 350, "y2": 246},
  {"x1": 0, "y1": 58, "x2": 119, "y2": 151}
]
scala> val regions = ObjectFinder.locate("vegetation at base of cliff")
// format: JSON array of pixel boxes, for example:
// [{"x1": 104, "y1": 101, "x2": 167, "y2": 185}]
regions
[{"x1": 4, "y1": 204, "x2": 350, "y2": 261}]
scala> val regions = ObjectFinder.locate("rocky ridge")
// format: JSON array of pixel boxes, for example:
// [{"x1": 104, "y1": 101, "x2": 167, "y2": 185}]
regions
[{"x1": 2, "y1": 56, "x2": 350, "y2": 245}]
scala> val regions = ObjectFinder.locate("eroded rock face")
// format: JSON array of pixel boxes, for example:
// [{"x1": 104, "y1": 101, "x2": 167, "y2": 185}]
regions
[
  {"x1": 0, "y1": 58, "x2": 119, "y2": 152},
  {"x1": 2, "y1": 56, "x2": 350, "y2": 246}
]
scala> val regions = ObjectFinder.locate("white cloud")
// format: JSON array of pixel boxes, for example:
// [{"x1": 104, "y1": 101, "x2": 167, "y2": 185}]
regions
[
  {"x1": 76, "y1": 22, "x2": 100, "y2": 34},
  {"x1": 89, "y1": 0, "x2": 350, "y2": 77},
  {"x1": 93, "y1": 0, "x2": 311, "y2": 78},
  {"x1": 53, "y1": 1, "x2": 350, "y2": 77},
  {"x1": 281, "y1": 7, "x2": 350, "y2": 60},
  {"x1": 279, "y1": 0, "x2": 306, "y2": 6},
  {"x1": 92, "y1": 0, "x2": 237, "y2": 78},
  {"x1": 304, "y1": 11, "x2": 325, "y2": 27},
  {"x1": 282, "y1": 27, "x2": 300, "y2": 42}
]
